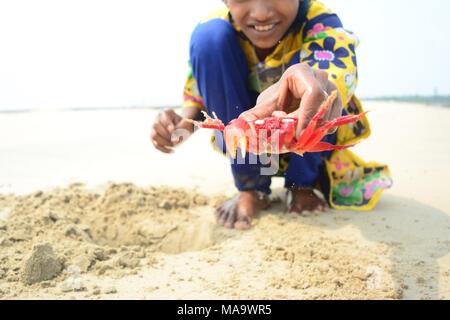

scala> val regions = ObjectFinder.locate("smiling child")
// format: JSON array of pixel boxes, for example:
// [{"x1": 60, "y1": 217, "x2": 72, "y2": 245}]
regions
[{"x1": 151, "y1": 0, "x2": 392, "y2": 229}]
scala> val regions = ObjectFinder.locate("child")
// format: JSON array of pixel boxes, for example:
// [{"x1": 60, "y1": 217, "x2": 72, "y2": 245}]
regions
[{"x1": 151, "y1": 0, "x2": 392, "y2": 229}]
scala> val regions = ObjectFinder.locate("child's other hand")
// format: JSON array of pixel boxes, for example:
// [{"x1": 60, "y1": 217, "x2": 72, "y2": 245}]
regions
[
  {"x1": 150, "y1": 109, "x2": 193, "y2": 153},
  {"x1": 240, "y1": 63, "x2": 343, "y2": 135}
]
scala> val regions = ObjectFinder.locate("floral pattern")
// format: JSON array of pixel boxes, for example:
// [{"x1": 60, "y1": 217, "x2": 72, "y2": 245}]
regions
[
  {"x1": 349, "y1": 43, "x2": 357, "y2": 68},
  {"x1": 331, "y1": 165, "x2": 393, "y2": 208},
  {"x1": 334, "y1": 180, "x2": 364, "y2": 206},
  {"x1": 364, "y1": 178, "x2": 391, "y2": 200},
  {"x1": 344, "y1": 71, "x2": 357, "y2": 100},
  {"x1": 304, "y1": 23, "x2": 331, "y2": 42},
  {"x1": 303, "y1": 37, "x2": 350, "y2": 70}
]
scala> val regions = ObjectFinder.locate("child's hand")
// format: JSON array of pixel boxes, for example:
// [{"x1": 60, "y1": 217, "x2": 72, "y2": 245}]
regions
[
  {"x1": 240, "y1": 63, "x2": 343, "y2": 135},
  {"x1": 150, "y1": 109, "x2": 194, "y2": 153}
]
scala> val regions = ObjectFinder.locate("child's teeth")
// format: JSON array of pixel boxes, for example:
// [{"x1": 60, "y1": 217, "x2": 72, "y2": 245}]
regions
[{"x1": 254, "y1": 24, "x2": 274, "y2": 32}]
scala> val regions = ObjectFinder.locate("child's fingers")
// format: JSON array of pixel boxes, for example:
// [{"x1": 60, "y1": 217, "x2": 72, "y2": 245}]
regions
[
  {"x1": 296, "y1": 88, "x2": 328, "y2": 134},
  {"x1": 152, "y1": 139, "x2": 173, "y2": 153},
  {"x1": 158, "y1": 112, "x2": 175, "y2": 132},
  {"x1": 239, "y1": 111, "x2": 258, "y2": 122},
  {"x1": 154, "y1": 144, "x2": 173, "y2": 154},
  {"x1": 287, "y1": 66, "x2": 328, "y2": 133},
  {"x1": 152, "y1": 133, "x2": 173, "y2": 148},
  {"x1": 330, "y1": 92, "x2": 343, "y2": 121},
  {"x1": 240, "y1": 102, "x2": 276, "y2": 121},
  {"x1": 160, "y1": 110, "x2": 180, "y2": 132},
  {"x1": 153, "y1": 122, "x2": 171, "y2": 140},
  {"x1": 151, "y1": 131, "x2": 174, "y2": 153},
  {"x1": 272, "y1": 111, "x2": 287, "y2": 117},
  {"x1": 323, "y1": 81, "x2": 341, "y2": 134}
]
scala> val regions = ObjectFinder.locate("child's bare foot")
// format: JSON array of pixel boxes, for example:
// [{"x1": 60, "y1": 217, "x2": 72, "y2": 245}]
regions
[
  {"x1": 215, "y1": 191, "x2": 269, "y2": 230},
  {"x1": 286, "y1": 187, "x2": 328, "y2": 214}
]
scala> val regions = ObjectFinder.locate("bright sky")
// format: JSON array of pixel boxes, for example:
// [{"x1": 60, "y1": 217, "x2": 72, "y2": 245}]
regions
[{"x1": 0, "y1": 0, "x2": 449, "y2": 110}]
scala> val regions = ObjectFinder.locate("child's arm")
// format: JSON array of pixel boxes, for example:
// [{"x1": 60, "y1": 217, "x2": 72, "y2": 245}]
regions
[
  {"x1": 240, "y1": 3, "x2": 357, "y2": 134},
  {"x1": 182, "y1": 64, "x2": 206, "y2": 116}
]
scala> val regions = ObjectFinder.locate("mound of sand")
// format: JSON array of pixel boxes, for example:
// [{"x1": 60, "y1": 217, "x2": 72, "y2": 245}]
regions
[{"x1": 0, "y1": 183, "x2": 402, "y2": 299}]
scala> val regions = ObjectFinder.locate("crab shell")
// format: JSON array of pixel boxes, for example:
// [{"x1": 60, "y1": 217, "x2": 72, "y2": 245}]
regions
[{"x1": 223, "y1": 117, "x2": 299, "y2": 157}]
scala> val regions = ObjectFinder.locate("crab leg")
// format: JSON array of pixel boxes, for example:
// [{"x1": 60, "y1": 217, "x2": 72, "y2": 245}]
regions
[
  {"x1": 185, "y1": 110, "x2": 225, "y2": 130},
  {"x1": 223, "y1": 118, "x2": 251, "y2": 159},
  {"x1": 225, "y1": 134, "x2": 238, "y2": 159},
  {"x1": 299, "y1": 112, "x2": 367, "y2": 152},
  {"x1": 225, "y1": 135, "x2": 248, "y2": 160},
  {"x1": 299, "y1": 141, "x2": 354, "y2": 153},
  {"x1": 325, "y1": 112, "x2": 368, "y2": 127},
  {"x1": 294, "y1": 91, "x2": 337, "y2": 146}
]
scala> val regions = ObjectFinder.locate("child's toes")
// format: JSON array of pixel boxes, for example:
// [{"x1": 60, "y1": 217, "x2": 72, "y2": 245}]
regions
[
  {"x1": 234, "y1": 216, "x2": 252, "y2": 230},
  {"x1": 214, "y1": 207, "x2": 224, "y2": 219},
  {"x1": 218, "y1": 211, "x2": 228, "y2": 226},
  {"x1": 314, "y1": 204, "x2": 326, "y2": 213},
  {"x1": 223, "y1": 210, "x2": 237, "y2": 229},
  {"x1": 215, "y1": 208, "x2": 226, "y2": 224}
]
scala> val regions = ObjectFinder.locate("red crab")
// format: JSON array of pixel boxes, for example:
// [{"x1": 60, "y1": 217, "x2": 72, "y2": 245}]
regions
[{"x1": 188, "y1": 91, "x2": 367, "y2": 158}]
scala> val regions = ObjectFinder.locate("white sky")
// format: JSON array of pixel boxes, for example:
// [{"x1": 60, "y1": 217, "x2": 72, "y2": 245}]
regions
[{"x1": 0, "y1": 0, "x2": 449, "y2": 110}]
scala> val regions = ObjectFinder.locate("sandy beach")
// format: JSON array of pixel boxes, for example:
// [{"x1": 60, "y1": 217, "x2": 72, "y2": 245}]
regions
[{"x1": 0, "y1": 101, "x2": 449, "y2": 300}]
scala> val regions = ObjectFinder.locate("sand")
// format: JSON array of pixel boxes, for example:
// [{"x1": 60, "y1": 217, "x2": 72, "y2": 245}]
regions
[{"x1": 0, "y1": 101, "x2": 449, "y2": 299}]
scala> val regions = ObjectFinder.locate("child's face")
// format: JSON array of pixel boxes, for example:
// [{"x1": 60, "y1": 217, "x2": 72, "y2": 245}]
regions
[{"x1": 225, "y1": 0, "x2": 300, "y2": 50}]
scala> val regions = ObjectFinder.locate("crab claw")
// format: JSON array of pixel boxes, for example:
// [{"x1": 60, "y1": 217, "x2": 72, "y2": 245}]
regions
[
  {"x1": 225, "y1": 138, "x2": 237, "y2": 159},
  {"x1": 224, "y1": 118, "x2": 250, "y2": 159},
  {"x1": 239, "y1": 137, "x2": 247, "y2": 159},
  {"x1": 224, "y1": 136, "x2": 248, "y2": 159}
]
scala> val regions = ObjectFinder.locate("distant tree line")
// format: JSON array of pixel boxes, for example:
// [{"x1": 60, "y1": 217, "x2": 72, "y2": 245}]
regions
[{"x1": 364, "y1": 95, "x2": 450, "y2": 107}]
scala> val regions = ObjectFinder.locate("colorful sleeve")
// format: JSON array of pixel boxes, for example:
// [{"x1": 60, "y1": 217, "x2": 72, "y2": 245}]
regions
[
  {"x1": 300, "y1": 3, "x2": 359, "y2": 106},
  {"x1": 182, "y1": 62, "x2": 206, "y2": 110}
]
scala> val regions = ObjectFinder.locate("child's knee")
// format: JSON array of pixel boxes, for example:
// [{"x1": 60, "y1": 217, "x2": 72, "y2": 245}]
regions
[{"x1": 190, "y1": 19, "x2": 236, "y2": 60}]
